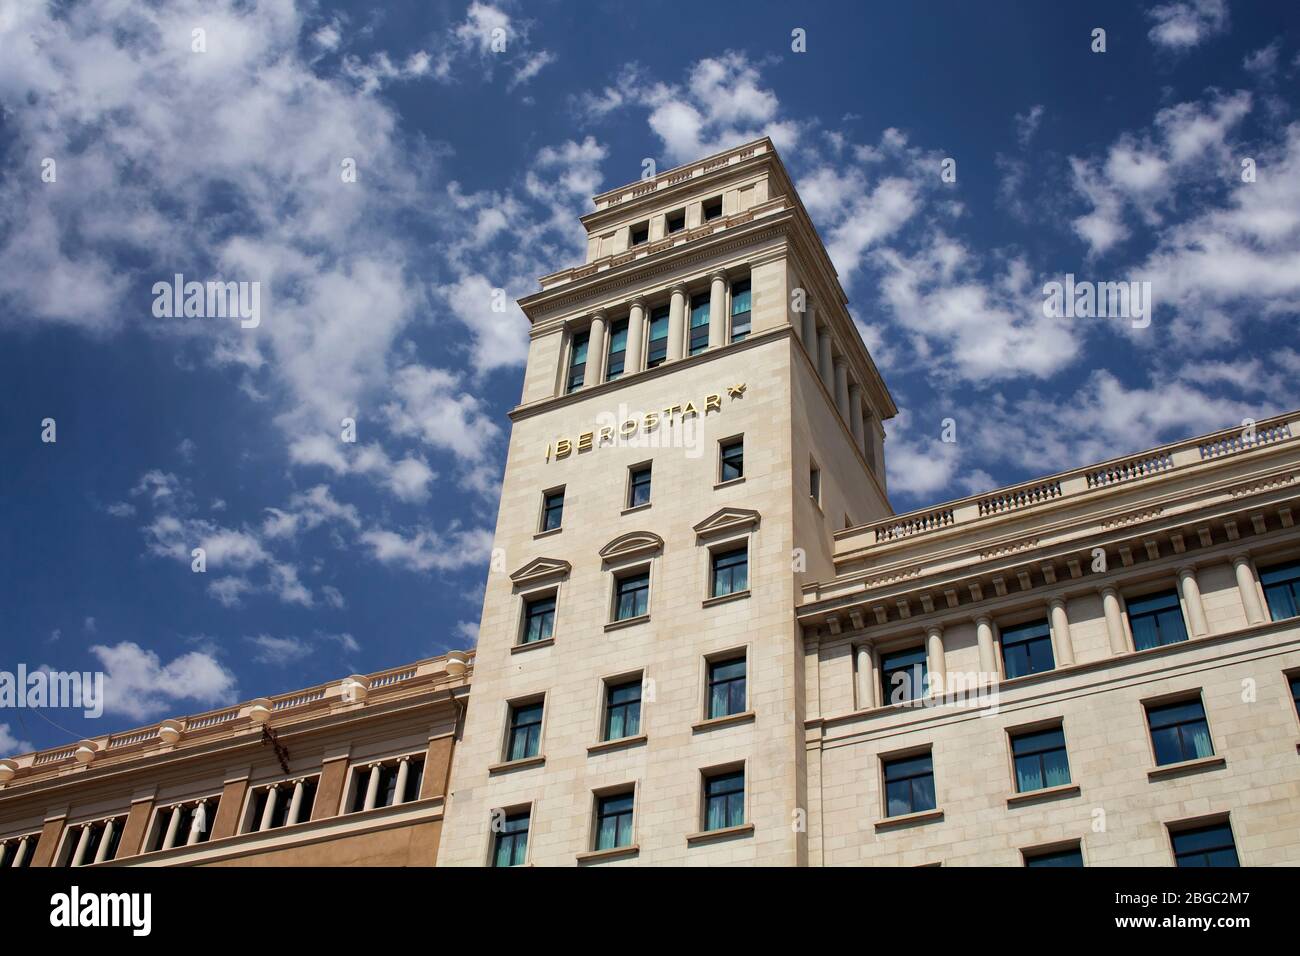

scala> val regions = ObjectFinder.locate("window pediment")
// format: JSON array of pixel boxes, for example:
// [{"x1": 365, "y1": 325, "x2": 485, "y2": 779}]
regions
[
  {"x1": 599, "y1": 531, "x2": 664, "y2": 564},
  {"x1": 694, "y1": 507, "x2": 760, "y2": 541},
  {"x1": 510, "y1": 557, "x2": 572, "y2": 587}
]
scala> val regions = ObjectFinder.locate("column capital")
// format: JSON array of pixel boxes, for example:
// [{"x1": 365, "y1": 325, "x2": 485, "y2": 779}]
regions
[
  {"x1": 589, "y1": 309, "x2": 607, "y2": 323},
  {"x1": 1178, "y1": 565, "x2": 1199, "y2": 578},
  {"x1": 974, "y1": 614, "x2": 993, "y2": 628},
  {"x1": 833, "y1": 354, "x2": 848, "y2": 368},
  {"x1": 1099, "y1": 585, "x2": 1120, "y2": 598},
  {"x1": 709, "y1": 267, "x2": 729, "y2": 283},
  {"x1": 628, "y1": 296, "x2": 647, "y2": 310},
  {"x1": 925, "y1": 623, "x2": 944, "y2": 639},
  {"x1": 1230, "y1": 553, "x2": 1254, "y2": 567},
  {"x1": 669, "y1": 282, "x2": 689, "y2": 297},
  {"x1": 1049, "y1": 596, "x2": 1067, "y2": 610},
  {"x1": 848, "y1": 381, "x2": 863, "y2": 397}
]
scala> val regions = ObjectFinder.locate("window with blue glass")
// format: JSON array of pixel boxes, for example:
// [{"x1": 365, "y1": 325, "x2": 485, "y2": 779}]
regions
[
  {"x1": 1000, "y1": 618, "x2": 1056, "y2": 679},
  {"x1": 689, "y1": 293, "x2": 710, "y2": 355},
  {"x1": 506, "y1": 701, "x2": 543, "y2": 761},
  {"x1": 606, "y1": 317, "x2": 628, "y2": 380},
  {"x1": 520, "y1": 593, "x2": 555, "y2": 645},
  {"x1": 1128, "y1": 589, "x2": 1188, "y2": 650},
  {"x1": 1010, "y1": 726, "x2": 1072, "y2": 792},
  {"x1": 703, "y1": 769, "x2": 745, "y2": 831},
  {"x1": 1260, "y1": 559, "x2": 1300, "y2": 621},
  {"x1": 566, "y1": 331, "x2": 588, "y2": 393},
  {"x1": 730, "y1": 279, "x2": 751, "y2": 342},
  {"x1": 491, "y1": 810, "x2": 530, "y2": 867},
  {"x1": 1172, "y1": 821, "x2": 1238, "y2": 867},
  {"x1": 594, "y1": 791, "x2": 635, "y2": 850},
  {"x1": 707, "y1": 656, "x2": 747, "y2": 719},
  {"x1": 613, "y1": 569, "x2": 650, "y2": 621},
  {"x1": 1025, "y1": 843, "x2": 1084, "y2": 867},
  {"x1": 880, "y1": 646, "x2": 928, "y2": 704},
  {"x1": 711, "y1": 546, "x2": 748, "y2": 598},
  {"x1": 603, "y1": 678, "x2": 641, "y2": 740},
  {"x1": 646, "y1": 306, "x2": 670, "y2": 367},
  {"x1": 883, "y1": 752, "x2": 936, "y2": 817},
  {"x1": 1291, "y1": 672, "x2": 1300, "y2": 715},
  {"x1": 628, "y1": 463, "x2": 652, "y2": 509},
  {"x1": 540, "y1": 488, "x2": 564, "y2": 532},
  {"x1": 719, "y1": 437, "x2": 744, "y2": 482},
  {"x1": 1146, "y1": 698, "x2": 1213, "y2": 766}
]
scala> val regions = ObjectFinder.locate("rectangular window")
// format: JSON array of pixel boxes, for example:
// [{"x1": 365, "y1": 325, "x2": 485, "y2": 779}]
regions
[
  {"x1": 250, "y1": 777, "x2": 319, "y2": 831},
  {"x1": 506, "y1": 701, "x2": 544, "y2": 761},
  {"x1": 666, "y1": 209, "x2": 685, "y2": 234},
  {"x1": 1260, "y1": 559, "x2": 1300, "y2": 621},
  {"x1": 730, "y1": 279, "x2": 752, "y2": 342},
  {"x1": 1025, "y1": 844, "x2": 1084, "y2": 867},
  {"x1": 594, "y1": 792, "x2": 635, "y2": 850},
  {"x1": 706, "y1": 655, "x2": 747, "y2": 719},
  {"x1": 566, "y1": 331, "x2": 589, "y2": 393},
  {"x1": 604, "y1": 678, "x2": 642, "y2": 740},
  {"x1": 63, "y1": 817, "x2": 126, "y2": 866},
  {"x1": 646, "y1": 305, "x2": 670, "y2": 368},
  {"x1": 348, "y1": 758, "x2": 423, "y2": 813},
  {"x1": 630, "y1": 222, "x2": 649, "y2": 246},
  {"x1": 1010, "y1": 727, "x2": 1071, "y2": 792},
  {"x1": 719, "y1": 437, "x2": 744, "y2": 482},
  {"x1": 541, "y1": 488, "x2": 564, "y2": 533},
  {"x1": 1291, "y1": 672, "x2": 1300, "y2": 715},
  {"x1": 0, "y1": 835, "x2": 39, "y2": 868},
  {"x1": 883, "y1": 752, "x2": 936, "y2": 817},
  {"x1": 628, "y1": 463, "x2": 652, "y2": 509},
  {"x1": 703, "y1": 769, "x2": 745, "y2": 831},
  {"x1": 492, "y1": 810, "x2": 530, "y2": 867},
  {"x1": 703, "y1": 196, "x2": 723, "y2": 221},
  {"x1": 521, "y1": 594, "x2": 556, "y2": 645},
  {"x1": 150, "y1": 799, "x2": 220, "y2": 850},
  {"x1": 1128, "y1": 589, "x2": 1188, "y2": 650},
  {"x1": 1146, "y1": 698, "x2": 1213, "y2": 766},
  {"x1": 880, "y1": 646, "x2": 928, "y2": 704},
  {"x1": 689, "y1": 293, "x2": 710, "y2": 355},
  {"x1": 1000, "y1": 619, "x2": 1056, "y2": 679},
  {"x1": 606, "y1": 317, "x2": 628, "y2": 380},
  {"x1": 613, "y1": 569, "x2": 650, "y2": 621},
  {"x1": 1172, "y1": 821, "x2": 1239, "y2": 867},
  {"x1": 809, "y1": 462, "x2": 821, "y2": 505},
  {"x1": 711, "y1": 546, "x2": 748, "y2": 598}
]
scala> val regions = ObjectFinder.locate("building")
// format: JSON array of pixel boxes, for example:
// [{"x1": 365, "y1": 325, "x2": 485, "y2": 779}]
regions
[{"x1": 0, "y1": 652, "x2": 470, "y2": 866}]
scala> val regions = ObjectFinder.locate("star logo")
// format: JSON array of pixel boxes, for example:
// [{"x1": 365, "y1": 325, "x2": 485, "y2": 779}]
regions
[{"x1": 727, "y1": 383, "x2": 747, "y2": 398}]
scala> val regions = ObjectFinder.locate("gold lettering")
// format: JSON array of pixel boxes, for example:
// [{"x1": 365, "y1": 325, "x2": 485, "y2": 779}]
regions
[
  {"x1": 682, "y1": 401, "x2": 699, "y2": 418},
  {"x1": 620, "y1": 418, "x2": 638, "y2": 436},
  {"x1": 643, "y1": 411, "x2": 659, "y2": 431},
  {"x1": 544, "y1": 443, "x2": 552, "y2": 462},
  {"x1": 598, "y1": 426, "x2": 614, "y2": 445},
  {"x1": 556, "y1": 439, "x2": 572, "y2": 458},
  {"x1": 705, "y1": 394, "x2": 722, "y2": 413},
  {"x1": 578, "y1": 431, "x2": 594, "y2": 452}
]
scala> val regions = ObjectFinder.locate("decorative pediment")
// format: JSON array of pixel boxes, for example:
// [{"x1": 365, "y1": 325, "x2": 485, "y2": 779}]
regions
[
  {"x1": 510, "y1": 557, "x2": 572, "y2": 587},
  {"x1": 693, "y1": 507, "x2": 760, "y2": 541},
  {"x1": 598, "y1": 531, "x2": 664, "y2": 564}
]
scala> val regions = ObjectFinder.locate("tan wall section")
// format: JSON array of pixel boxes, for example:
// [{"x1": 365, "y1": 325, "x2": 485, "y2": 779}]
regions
[
  {"x1": 118, "y1": 799, "x2": 155, "y2": 858},
  {"x1": 313, "y1": 756, "x2": 351, "y2": 821},
  {"x1": 209, "y1": 778, "x2": 248, "y2": 841},
  {"x1": 199, "y1": 820, "x2": 442, "y2": 868},
  {"x1": 420, "y1": 734, "x2": 456, "y2": 801},
  {"x1": 30, "y1": 816, "x2": 64, "y2": 867}
]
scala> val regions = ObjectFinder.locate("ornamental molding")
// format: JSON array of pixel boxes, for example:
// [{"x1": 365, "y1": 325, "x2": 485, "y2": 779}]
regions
[
  {"x1": 599, "y1": 531, "x2": 664, "y2": 564},
  {"x1": 693, "y1": 507, "x2": 761, "y2": 541},
  {"x1": 509, "y1": 557, "x2": 572, "y2": 587}
]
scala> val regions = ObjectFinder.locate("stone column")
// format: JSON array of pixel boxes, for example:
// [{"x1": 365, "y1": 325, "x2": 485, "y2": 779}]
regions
[
  {"x1": 666, "y1": 285, "x2": 687, "y2": 362},
  {"x1": 586, "y1": 312, "x2": 607, "y2": 386},
  {"x1": 975, "y1": 616, "x2": 997, "y2": 679},
  {"x1": 161, "y1": 805, "x2": 184, "y2": 850},
  {"x1": 855, "y1": 644, "x2": 876, "y2": 710},
  {"x1": 363, "y1": 763, "x2": 383, "y2": 811},
  {"x1": 708, "y1": 270, "x2": 727, "y2": 349},
  {"x1": 259, "y1": 786, "x2": 280, "y2": 831},
  {"x1": 70, "y1": 824, "x2": 93, "y2": 867},
  {"x1": 802, "y1": 301, "x2": 818, "y2": 358},
  {"x1": 849, "y1": 384, "x2": 866, "y2": 449},
  {"x1": 925, "y1": 625, "x2": 946, "y2": 696},
  {"x1": 93, "y1": 819, "x2": 117, "y2": 863},
  {"x1": 394, "y1": 757, "x2": 411, "y2": 806},
  {"x1": 817, "y1": 325, "x2": 834, "y2": 387},
  {"x1": 1100, "y1": 587, "x2": 1128, "y2": 654},
  {"x1": 1049, "y1": 598, "x2": 1075, "y2": 667},
  {"x1": 625, "y1": 298, "x2": 645, "y2": 374},
  {"x1": 833, "y1": 358, "x2": 850, "y2": 419},
  {"x1": 186, "y1": 800, "x2": 208, "y2": 846},
  {"x1": 1232, "y1": 555, "x2": 1266, "y2": 625},
  {"x1": 11, "y1": 836, "x2": 31, "y2": 868},
  {"x1": 1178, "y1": 566, "x2": 1209, "y2": 636},
  {"x1": 286, "y1": 779, "x2": 306, "y2": 826}
]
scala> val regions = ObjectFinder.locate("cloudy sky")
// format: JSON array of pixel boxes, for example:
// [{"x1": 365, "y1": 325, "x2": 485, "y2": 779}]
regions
[{"x1": 2, "y1": 0, "x2": 1298, "y2": 752}]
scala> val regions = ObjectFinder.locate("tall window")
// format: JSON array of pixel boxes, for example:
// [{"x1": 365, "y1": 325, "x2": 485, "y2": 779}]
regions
[
  {"x1": 883, "y1": 753, "x2": 936, "y2": 817},
  {"x1": 521, "y1": 593, "x2": 556, "y2": 645},
  {"x1": 703, "y1": 196, "x2": 723, "y2": 221},
  {"x1": 646, "y1": 305, "x2": 670, "y2": 367},
  {"x1": 689, "y1": 293, "x2": 710, "y2": 355},
  {"x1": 1291, "y1": 672, "x2": 1300, "y2": 715},
  {"x1": 707, "y1": 656, "x2": 747, "y2": 719},
  {"x1": 1172, "y1": 822, "x2": 1238, "y2": 867},
  {"x1": 730, "y1": 279, "x2": 752, "y2": 342},
  {"x1": 1025, "y1": 844, "x2": 1083, "y2": 867},
  {"x1": 1260, "y1": 559, "x2": 1300, "y2": 621},
  {"x1": 630, "y1": 221, "x2": 649, "y2": 246},
  {"x1": 1010, "y1": 727, "x2": 1071, "y2": 792},
  {"x1": 1128, "y1": 590, "x2": 1188, "y2": 650},
  {"x1": 606, "y1": 317, "x2": 628, "y2": 380},
  {"x1": 540, "y1": 488, "x2": 564, "y2": 532},
  {"x1": 1000, "y1": 619, "x2": 1055, "y2": 679},
  {"x1": 492, "y1": 810, "x2": 530, "y2": 867},
  {"x1": 594, "y1": 792, "x2": 635, "y2": 850},
  {"x1": 666, "y1": 209, "x2": 685, "y2": 234},
  {"x1": 506, "y1": 701, "x2": 544, "y2": 761},
  {"x1": 604, "y1": 678, "x2": 642, "y2": 740},
  {"x1": 711, "y1": 546, "x2": 748, "y2": 598},
  {"x1": 613, "y1": 569, "x2": 650, "y2": 621},
  {"x1": 703, "y1": 769, "x2": 745, "y2": 831},
  {"x1": 566, "y1": 330, "x2": 589, "y2": 393},
  {"x1": 0, "y1": 835, "x2": 38, "y2": 868},
  {"x1": 1146, "y1": 698, "x2": 1213, "y2": 765},
  {"x1": 149, "y1": 798, "x2": 220, "y2": 851},
  {"x1": 250, "y1": 777, "x2": 319, "y2": 831},
  {"x1": 880, "y1": 646, "x2": 928, "y2": 704},
  {"x1": 349, "y1": 758, "x2": 423, "y2": 813},
  {"x1": 719, "y1": 437, "x2": 744, "y2": 482},
  {"x1": 62, "y1": 816, "x2": 126, "y2": 866},
  {"x1": 809, "y1": 462, "x2": 821, "y2": 505},
  {"x1": 628, "y1": 463, "x2": 652, "y2": 508}
]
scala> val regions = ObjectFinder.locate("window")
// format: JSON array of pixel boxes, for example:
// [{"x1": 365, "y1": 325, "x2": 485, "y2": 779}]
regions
[
  {"x1": 1291, "y1": 672, "x2": 1300, "y2": 715},
  {"x1": 630, "y1": 221, "x2": 649, "y2": 246},
  {"x1": 1146, "y1": 698, "x2": 1213, "y2": 766},
  {"x1": 666, "y1": 209, "x2": 685, "y2": 234},
  {"x1": 606, "y1": 317, "x2": 628, "y2": 380},
  {"x1": 0, "y1": 834, "x2": 38, "y2": 868},
  {"x1": 613, "y1": 569, "x2": 650, "y2": 621},
  {"x1": 604, "y1": 678, "x2": 642, "y2": 740},
  {"x1": 1010, "y1": 727, "x2": 1071, "y2": 792},
  {"x1": 883, "y1": 752, "x2": 936, "y2": 817},
  {"x1": 492, "y1": 809, "x2": 530, "y2": 867},
  {"x1": 880, "y1": 645, "x2": 928, "y2": 704},
  {"x1": 1171, "y1": 821, "x2": 1238, "y2": 867},
  {"x1": 719, "y1": 436, "x2": 744, "y2": 482},
  {"x1": 689, "y1": 293, "x2": 710, "y2": 355},
  {"x1": 730, "y1": 279, "x2": 751, "y2": 342},
  {"x1": 248, "y1": 777, "x2": 319, "y2": 832},
  {"x1": 506, "y1": 701, "x2": 544, "y2": 761},
  {"x1": 566, "y1": 330, "x2": 589, "y2": 393},
  {"x1": 1128, "y1": 589, "x2": 1188, "y2": 650},
  {"x1": 540, "y1": 488, "x2": 564, "y2": 533},
  {"x1": 711, "y1": 546, "x2": 748, "y2": 598},
  {"x1": 520, "y1": 593, "x2": 556, "y2": 645},
  {"x1": 149, "y1": 798, "x2": 220, "y2": 851},
  {"x1": 1000, "y1": 618, "x2": 1055, "y2": 679},
  {"x1": 646, "y1": 305, "x2": 670, "y2": 367},
  {"x1": 706, "y1": 655, "x2": 747, "y2": 719},
  {"x1": 809, "y1": 462, "x2": 821, "y2": 505},
  {"x1": 703, "y1": 768, "x2": 745, "y2": 831},
  {"x1": 349, "y1": 756, "x2": 425, "y2": 813},
  {"x1": 61, "y1": 816, "x2": 126, "y2": 866},
  {"x1": 594, "y1": 792, "x2": 635, "y2": 850},
  {"x1": 703, "y1": 196, "x2": 723, "y2": 221},
  {"x1": 1260, "y1": 559, "x2": 1300, "y2": 621},
  {"x1": 1025, "y1": 843, "x2": 1084, "y2": 867},
  {"x1": 628, "y1": 463, "x2": 652, "y2": 509}
]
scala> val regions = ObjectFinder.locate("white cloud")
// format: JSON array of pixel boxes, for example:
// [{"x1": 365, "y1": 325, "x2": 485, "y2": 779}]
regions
[
  {"x1": 0, "y1": 724, "x2": 34, "y2": 758},
  {"x1": 453, "y1": 620, "x2": 480, "y2": 646},
  {"x1": 1146, "y1": 0, "x2": 1229, "y2": 50},
  {"x1": 90, "y1": 641, "x2": 238, "y2": 722},
  {"x1": 360, "y1": 525, "x2": 494, "y2": 573},
  {"x1": 247, "y1": 634, "x2": 311, "y2": 666}
]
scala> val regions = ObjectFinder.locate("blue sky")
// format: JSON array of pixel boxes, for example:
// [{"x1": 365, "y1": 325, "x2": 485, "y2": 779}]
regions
[{"x1": 2, "y1": 0, "x2": 1298, "y2": 752}]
